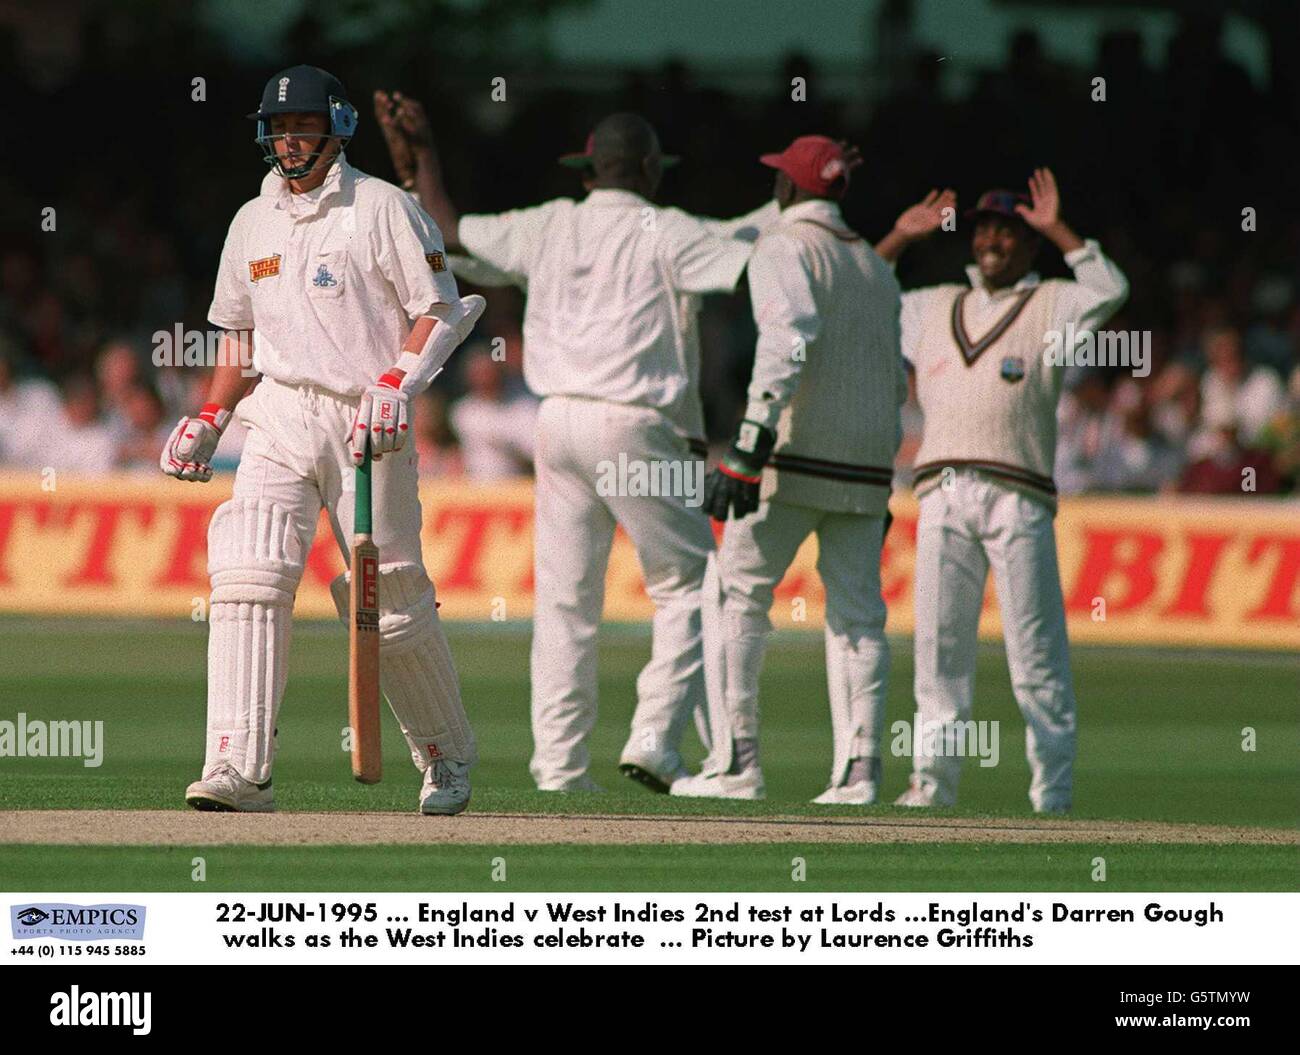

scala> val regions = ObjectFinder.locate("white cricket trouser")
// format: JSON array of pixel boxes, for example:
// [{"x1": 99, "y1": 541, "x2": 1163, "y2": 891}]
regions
[
  {"x1": 529, "y1": 395, "x2": 713, "y2": 789},
  {"x1": 204, "y1": 377, "x2": 474, "y2": 782},
  {"x1": 703, "y1": 498, "x2": 889, "y2": 786},
  {"x1": 910, "y1": 469, "x2": 1075, "y2": 811}
]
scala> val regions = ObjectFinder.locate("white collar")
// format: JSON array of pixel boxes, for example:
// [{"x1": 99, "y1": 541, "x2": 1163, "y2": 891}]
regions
[
  {"x1": 778, "y1": 198, "x2": 845, "y2": 226},
  {"x1": 964, "y1": 264, "x2": 1041, "y2": 297},
  {"x1": 261, "y1": 152, "x2": 353, "y2": 215},
  {"x1": 583, "y1": 188, "x2": 650, "y2": 207}
]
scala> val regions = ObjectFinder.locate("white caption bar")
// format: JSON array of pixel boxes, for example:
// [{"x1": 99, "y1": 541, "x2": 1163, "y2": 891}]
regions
[{"x1": 5, "y1": 893, "x2": 1295, "y2": 965}]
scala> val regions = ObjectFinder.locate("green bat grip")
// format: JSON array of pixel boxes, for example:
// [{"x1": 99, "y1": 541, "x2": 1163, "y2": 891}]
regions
[{"x1": 354, "y1": 437, "x2": 372, "y2": 537}]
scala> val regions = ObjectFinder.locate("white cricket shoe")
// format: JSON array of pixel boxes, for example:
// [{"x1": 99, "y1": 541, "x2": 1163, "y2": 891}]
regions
[
  {"x1": 420, "y1": 758, "x2": 472, "y2": 815},
  {"x1": 185, "y1": 764, "x2": 275, "y2": 813},
  {"x1": 813, "y1": 781, "x2": 878, "y2": 806},
  {"x1": 670, "y1": 766, "x2": 765, "y2": 801},
  {"x1": 813, "y1": 758, "x2": 881, "y2": 805},
  {"x1": 894, "y1": 776, "x2": 946, "y2": 807},
  {"x1": 618, "y1": 746, "x2": 688, "y2": 795},
  {"x1": 537, "y1": 774, "x2": 606, "y2": 793}
]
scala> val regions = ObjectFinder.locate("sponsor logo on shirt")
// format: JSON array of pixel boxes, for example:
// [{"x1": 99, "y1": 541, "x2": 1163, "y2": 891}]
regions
[
  {"x1": 425, "y1": 251, "x2": 446, "y2": 273},
  {"x1": 249, "y1": 254, "x2": 281, "y2": 282}
]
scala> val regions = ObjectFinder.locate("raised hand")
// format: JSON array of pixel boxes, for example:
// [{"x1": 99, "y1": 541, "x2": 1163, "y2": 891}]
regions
[
  {"x1": 1014, "y1": 167, "x2": 1061, "y2": 232},
  {"x1": 392, "y1": 92, "x2": 433, "y2": 151},
  {"x1": 373, "y1": 89, "x2": 415, "y2": 184},
  {"x1": 893, "y1": 188, "x2": 957, "y2": 239}
]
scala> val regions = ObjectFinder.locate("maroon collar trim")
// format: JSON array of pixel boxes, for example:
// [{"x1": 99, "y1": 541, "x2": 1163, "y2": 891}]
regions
[{"x1": 950, "y1": 286, "x2": 1037, "y2": 366}]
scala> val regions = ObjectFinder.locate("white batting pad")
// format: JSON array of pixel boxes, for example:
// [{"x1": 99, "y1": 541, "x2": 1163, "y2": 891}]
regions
[
  {"x1": 204, "y1": 498, "x2": 305, "y2": 784},
  {"x1": 351, "y1": 561, "x2": 476, "y2": 768}
]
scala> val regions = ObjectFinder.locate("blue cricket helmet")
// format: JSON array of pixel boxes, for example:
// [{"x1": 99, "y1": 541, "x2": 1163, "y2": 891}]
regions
[{"x1": 249, "y1": 65, "x2": 358, "y2": 179}]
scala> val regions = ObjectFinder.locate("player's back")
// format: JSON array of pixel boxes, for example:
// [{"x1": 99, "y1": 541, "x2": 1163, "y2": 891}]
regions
[
  {"x1": 518, "y1": 192, "x2": 715, "y2": 412},
  {"x1": 760, "y1": 208, "x2": 904, "y2": 514}
]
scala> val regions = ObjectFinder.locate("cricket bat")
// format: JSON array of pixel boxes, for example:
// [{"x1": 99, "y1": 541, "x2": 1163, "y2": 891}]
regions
[{"x1": 348, "y1": 439, "x2": 382, "y2": 784}]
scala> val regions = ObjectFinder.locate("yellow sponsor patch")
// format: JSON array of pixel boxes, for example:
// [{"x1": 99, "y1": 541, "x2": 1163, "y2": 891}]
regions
[
  {"x1": 249, "y1": 255, "x2": 281, "y2": 282},
  {"x1": 425, "y1": 251, "x2": 446, "y2": 273}
]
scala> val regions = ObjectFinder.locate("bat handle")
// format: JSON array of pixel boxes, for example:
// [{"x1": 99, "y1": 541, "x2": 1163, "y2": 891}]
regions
[{"x1": 355, "y1": 436, "x2": 372, "y2": 537}]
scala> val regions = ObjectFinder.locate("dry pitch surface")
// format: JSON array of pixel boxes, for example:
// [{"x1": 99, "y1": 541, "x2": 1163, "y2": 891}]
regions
[{"x1": 4, "y1": 810, "x2": 1296, "y2": 847}]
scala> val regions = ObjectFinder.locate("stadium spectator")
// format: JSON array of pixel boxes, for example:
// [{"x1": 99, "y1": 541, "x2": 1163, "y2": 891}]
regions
[
  {"x1": 0, "y1": 336, "x2": 61, "y2": 469},
  {"x1": 448, "y1": 346, "x2": 537, "y2": 480},
  {"x1": 95, "y1": 337, "x2": 145, "y2": 436},
  {"x1": 114, "y1": 382, "x2": 171, "y2": 472},
  {"x1": 412, "y1": 389, "x2": 464, "y2": 479},
  {"x1": 47, "y1": 374, "x2": 116, "y2": 474},
  {"x1": 1192, "y1": 326, "x2": 1286, "y2": 460}
]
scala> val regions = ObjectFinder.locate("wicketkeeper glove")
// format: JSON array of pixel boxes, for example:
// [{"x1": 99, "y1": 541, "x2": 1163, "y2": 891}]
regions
[
  {"x1": 703, "y1": 420, "x2": 776, "y2": 521},
  {"x1": 159, "y1": 403, "x2": 229, "y2": 482}
]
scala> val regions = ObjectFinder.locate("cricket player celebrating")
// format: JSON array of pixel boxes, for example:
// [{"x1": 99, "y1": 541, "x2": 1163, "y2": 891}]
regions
[
  {"x1": 414, "y1": 112, "x2": 777, "y2": 792},
  {"x1": 878, "y1": 170, "x2": 1128, "y2": 812},
  {"x1": 671, "y1": 136, "x2": 905, "y2": 803},
  {"x1": 160, "y1": 66, "x2": 485, "y2": 814}
]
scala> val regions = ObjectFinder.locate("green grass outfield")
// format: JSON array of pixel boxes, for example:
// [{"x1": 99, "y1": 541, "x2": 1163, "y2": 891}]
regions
[
  {"x1": 0, "y1": 618, "x2": 1296, "y2": 890},
  {"x1": 1, "y1": 843, "x2": 1295, "y2": 892}
]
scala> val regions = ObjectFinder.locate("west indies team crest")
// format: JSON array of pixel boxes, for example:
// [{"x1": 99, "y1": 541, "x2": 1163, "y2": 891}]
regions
[{"x1": 1000, "y1": 355, "x2": 1026, "y2": 382}]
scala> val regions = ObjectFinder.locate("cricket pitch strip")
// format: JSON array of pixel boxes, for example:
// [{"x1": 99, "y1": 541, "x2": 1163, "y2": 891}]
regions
[{"x1": 3, "y1": 811, "x2": 1296, "y2": 847}]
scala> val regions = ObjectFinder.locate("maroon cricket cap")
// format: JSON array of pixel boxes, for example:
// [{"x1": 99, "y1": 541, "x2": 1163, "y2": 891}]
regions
[
  {"x1": 759, "y1": 135, "x2": 850, "y2": 197},
  {"x1": 965, "y1": 189, "x2": 1031, "y2": 221}
]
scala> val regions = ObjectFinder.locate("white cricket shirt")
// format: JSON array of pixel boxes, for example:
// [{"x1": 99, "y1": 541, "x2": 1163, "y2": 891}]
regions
[
  {"x1": 459, "y1": 189, "x2": 770, "y2": 435},
  {"x1": 208, "y1": 154, "x2": 460, "y2": 397},
  {"x1": 744, "y1": 199, "x2": 905, "y2": 514}
]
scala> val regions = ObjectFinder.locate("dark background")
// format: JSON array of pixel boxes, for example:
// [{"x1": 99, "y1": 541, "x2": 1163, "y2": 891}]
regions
[{"x1": 1, "y1": 0, "x2": 1296, "y2": 489}]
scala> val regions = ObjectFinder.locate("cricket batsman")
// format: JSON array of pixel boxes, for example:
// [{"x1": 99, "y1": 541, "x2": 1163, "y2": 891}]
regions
[
  {"x1": 413, "y1": 112, "x2": 778, "y2": 792},
  {"x1": 878, "y1": 169, "x2": 1128, "y2": 812},
  {"x1": 671, "y1": 136, "x2": 906, "y2": 803},
  {"x1": 160, "y1": 65, "x2": 485, "y2": 814}
]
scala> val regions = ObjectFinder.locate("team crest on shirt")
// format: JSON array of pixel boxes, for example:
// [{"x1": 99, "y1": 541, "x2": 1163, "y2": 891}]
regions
[
  {"x1": 312, "y1": 264, "x2": 338, "y2": 287},
  {"x1": 425, "y1": 251, "x2": 446, "y2": 273},
  {"x1": 248, "y1": 254, "x2": 281, "y2": 281},
  {"x1": 1000, "y1": 356, "x2": 1026, "y2": 382}
]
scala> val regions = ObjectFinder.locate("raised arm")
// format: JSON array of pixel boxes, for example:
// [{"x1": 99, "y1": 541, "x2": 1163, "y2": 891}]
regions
[
  {"x1": 394, "y1": 93, "x2": 463, "y2": 253},
  {"x1": 874, "y1": 188, "x2": 957, "y2": 264},
  {"x1": 1016, "y1": 168, "x2": 1129, "y2": 331}
]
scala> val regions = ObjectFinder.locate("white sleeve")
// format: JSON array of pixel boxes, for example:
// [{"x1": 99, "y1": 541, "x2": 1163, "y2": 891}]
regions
[
  {"x1": 741, "y1": 233, "x2": 819, "y2": 429},
  {"x1": 899, "y1": 288, "x2": 928, "y2": 366},
  {"x1": 458, "y1": 201, "x2": 560, "y2": 282},
  {"x1": 1052, "y1": 239, "x2": 1129, "y2": 334},
  {"x1": 373, "y1": 190, "x2": 460, "y2": 318},
  {"x1": 658, "y1": 208, "x2": 758, "y2": 294},
  {"x1": 446, "y1": 253, "x2": 524, "y2": 290},
  {"x1": 696, "y1": 200, "x2": 781, "y2": 242},
  {"x1": 207, "y1": 208, "x2": 254, "y2": 331}
]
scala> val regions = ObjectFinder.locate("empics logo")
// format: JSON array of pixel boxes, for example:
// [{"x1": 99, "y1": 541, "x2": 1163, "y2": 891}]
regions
[
  {"x1": 11, "y1": 903, "x2": 146, "y2": 941},
  {"x1": 50, "y1": 986, "x2": 151, "y2": 1036},
  {"x1": 15, "y1": 906, "x2": 50, "y2": 926}
]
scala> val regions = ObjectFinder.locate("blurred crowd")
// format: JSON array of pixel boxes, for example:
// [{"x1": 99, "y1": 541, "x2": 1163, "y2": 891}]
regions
[{"x1": 0, "y1": 8, "x2": 1296, "y2": 493}]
